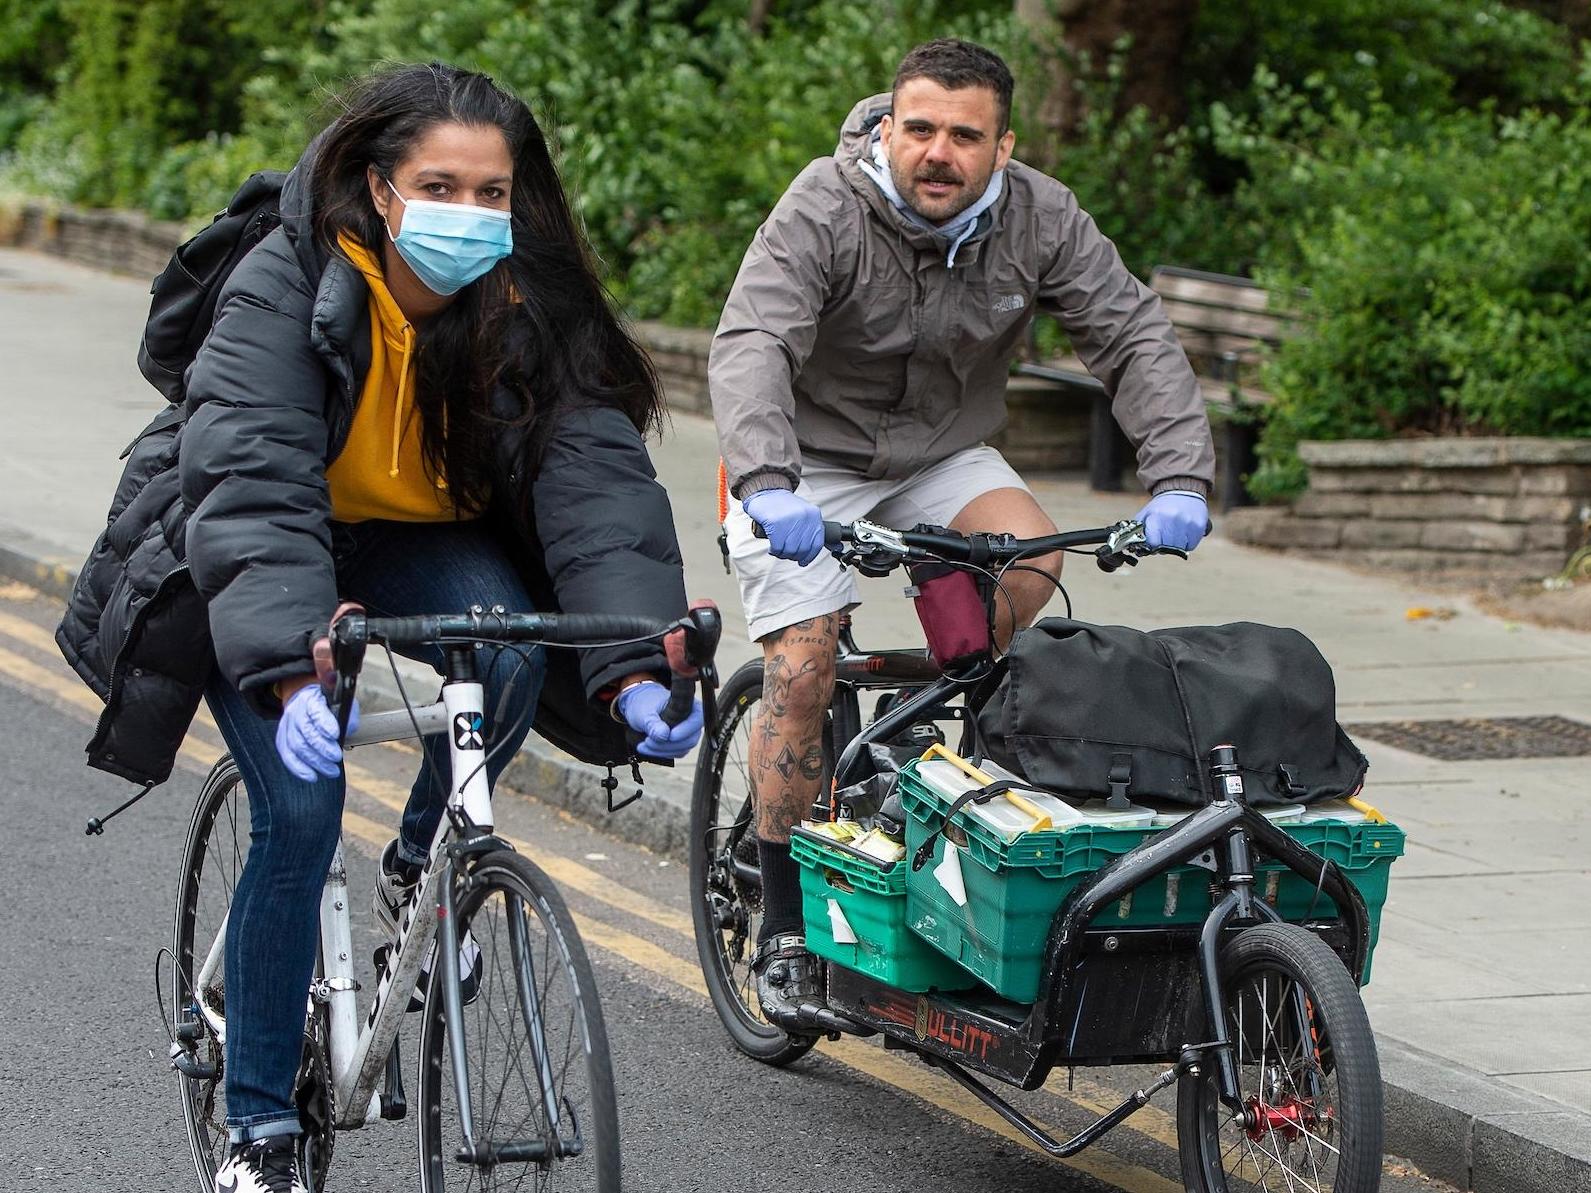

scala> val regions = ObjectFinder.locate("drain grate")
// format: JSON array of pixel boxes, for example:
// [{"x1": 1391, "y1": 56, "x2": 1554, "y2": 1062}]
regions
[{"x1": 1347, "y1": 715, "x2": 1591, "y2": 760}]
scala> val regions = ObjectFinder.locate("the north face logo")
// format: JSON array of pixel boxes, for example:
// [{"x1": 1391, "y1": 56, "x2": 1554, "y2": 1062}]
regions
[{"x1": 992, "y1": 294, "x2": 1026, "y2": 313}]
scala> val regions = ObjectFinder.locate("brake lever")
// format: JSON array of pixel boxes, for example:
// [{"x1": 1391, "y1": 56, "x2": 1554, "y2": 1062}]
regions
[{"x1": 313, "y1": 601, "x2": 367, "y2": 745}]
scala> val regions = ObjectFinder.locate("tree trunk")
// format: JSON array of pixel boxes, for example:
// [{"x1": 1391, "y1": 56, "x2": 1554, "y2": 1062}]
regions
[{"x1": 1015, "y1": 0, "x2": 1201, "y2": 159}]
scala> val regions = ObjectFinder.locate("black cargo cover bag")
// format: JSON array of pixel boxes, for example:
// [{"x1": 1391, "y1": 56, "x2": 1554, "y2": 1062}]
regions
[{"x1": 976, "y1": 619, "x2": 1368, "y2": 807}]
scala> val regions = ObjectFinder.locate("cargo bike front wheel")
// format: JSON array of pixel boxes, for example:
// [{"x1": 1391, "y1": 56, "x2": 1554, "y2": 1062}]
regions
[{"x1": 1178, "y1": 923, "x2": 1383, "y2": 1193}]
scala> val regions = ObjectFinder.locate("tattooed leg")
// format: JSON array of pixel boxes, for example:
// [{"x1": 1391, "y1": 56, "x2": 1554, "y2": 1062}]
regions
[{"x1": 750, "y1": 614, "x2": 838, "y2": 843}]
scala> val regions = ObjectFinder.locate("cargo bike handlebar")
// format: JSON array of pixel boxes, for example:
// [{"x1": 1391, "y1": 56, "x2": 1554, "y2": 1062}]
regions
[{"x1": 821, "y1": 516, "x2": 1192, "y2": 576}]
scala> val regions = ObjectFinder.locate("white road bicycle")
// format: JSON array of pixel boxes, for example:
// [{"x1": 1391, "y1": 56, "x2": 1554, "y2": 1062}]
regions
[{"x1": 167, "y1": 602, "x2": 720, "y2": 1192}]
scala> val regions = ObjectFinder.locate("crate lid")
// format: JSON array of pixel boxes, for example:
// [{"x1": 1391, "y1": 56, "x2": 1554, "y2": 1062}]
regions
[{"x1": 913, "y1": 757, "x2": 1155, "y2": 835}]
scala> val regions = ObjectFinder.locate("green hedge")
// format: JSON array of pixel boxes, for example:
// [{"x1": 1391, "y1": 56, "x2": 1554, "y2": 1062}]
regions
[
  {"x1": 2, "y1": 0, "x2": 1587, "y2": 497},
  {"x1": 1245, "y1": 93, "x2": 1591, "y2": 500}
]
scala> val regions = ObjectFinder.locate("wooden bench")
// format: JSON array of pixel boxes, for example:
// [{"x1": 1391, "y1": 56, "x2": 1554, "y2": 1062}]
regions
[{"x1": 1014, "y1": 265, "x2": 1290, "y2": 509}]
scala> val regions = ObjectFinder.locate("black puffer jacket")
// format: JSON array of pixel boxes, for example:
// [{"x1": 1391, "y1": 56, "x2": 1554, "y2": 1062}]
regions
[{"x1": 57, "y1": 148, "x2": 687, "y2": 787}]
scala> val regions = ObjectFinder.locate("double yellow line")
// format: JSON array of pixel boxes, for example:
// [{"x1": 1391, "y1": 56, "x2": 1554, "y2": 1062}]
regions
[{"x1": 0, "y1": 600, "x2": 1186, "y2": 1192}]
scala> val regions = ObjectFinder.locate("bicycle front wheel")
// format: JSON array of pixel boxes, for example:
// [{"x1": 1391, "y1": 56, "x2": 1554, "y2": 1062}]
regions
[
  {"x1": 1177, "y1": 923, "x2": 1383, "y2": 1193},
  {"x1": 688, "y1": 660, "x2": 817, "y2": 1066},
  {"x1": 417, "y1": 849, "x2": 620, "y2": 1192}
]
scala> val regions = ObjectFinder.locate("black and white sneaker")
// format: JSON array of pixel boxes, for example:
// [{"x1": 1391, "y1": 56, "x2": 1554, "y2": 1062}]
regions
[
  {"x1": 373, "y1": 838, "x2": 481, "y2": 1011},
  {"x1": 214, "y1": 1134, "x2": 307, "y2": 1193}
]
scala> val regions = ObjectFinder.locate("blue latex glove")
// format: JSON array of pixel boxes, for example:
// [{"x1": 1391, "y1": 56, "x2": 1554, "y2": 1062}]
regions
[
  {"x1": 616, "y1": 681, "x2": 705, "y2": 760},
  {"x1": 274, "y1": 683, "x2": 360, "y2": 782},
  {"x1": 743, "y1": 488, "x2": 825, "y2": 566},
  {"x1": 1135, "y1": 490, "x2": 1210, "y2": 552}
]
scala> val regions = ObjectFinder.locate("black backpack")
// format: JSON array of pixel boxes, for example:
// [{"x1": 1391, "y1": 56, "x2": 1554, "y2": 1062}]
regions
[
  {"x1": 137, "y1": 170, "x2": 286, "y2": 401},
  {"x1": 975, "y1": 618, "x2": 1369, "y2": 808}
]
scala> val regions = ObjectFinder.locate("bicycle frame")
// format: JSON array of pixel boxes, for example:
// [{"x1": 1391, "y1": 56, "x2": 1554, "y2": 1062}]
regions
[{"x1": 192, "y1": 650, "x2": 521, "y2": 1133}]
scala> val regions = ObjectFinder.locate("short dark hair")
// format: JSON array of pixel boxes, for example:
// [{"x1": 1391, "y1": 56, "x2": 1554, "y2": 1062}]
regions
[{"x1": 893, "y1": 39, "x2": 1014, "y2": 134}]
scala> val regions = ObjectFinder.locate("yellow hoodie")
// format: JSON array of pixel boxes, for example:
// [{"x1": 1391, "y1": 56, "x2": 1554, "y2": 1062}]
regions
[{"x1": 324, "y1": 232, "x2": 473, "y2": 522}]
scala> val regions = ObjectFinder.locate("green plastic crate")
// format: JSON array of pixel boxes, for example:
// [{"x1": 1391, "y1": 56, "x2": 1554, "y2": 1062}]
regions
[
  {"x1": 791, "y1": 827, "x2": 972, "y2": 993},
  {"x1": 898, "y1": 759, "x2": 1403, "y2": 1004}
]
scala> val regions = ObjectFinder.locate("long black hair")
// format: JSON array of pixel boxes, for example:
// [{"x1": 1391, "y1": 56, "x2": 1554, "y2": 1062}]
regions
[{"x1": 309, "y1": 63, "x2": 663, "y2": 515}]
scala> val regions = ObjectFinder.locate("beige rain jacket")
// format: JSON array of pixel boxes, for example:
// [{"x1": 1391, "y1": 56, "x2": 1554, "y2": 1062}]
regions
[{"x1": 709, "y1": 93, "x2": 1215, "y2": 501}]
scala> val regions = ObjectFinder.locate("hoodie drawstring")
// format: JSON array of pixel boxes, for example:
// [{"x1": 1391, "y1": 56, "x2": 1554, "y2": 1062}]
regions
[{"x1": 388, "y1": 323, "x2": 414, "y2": 478}]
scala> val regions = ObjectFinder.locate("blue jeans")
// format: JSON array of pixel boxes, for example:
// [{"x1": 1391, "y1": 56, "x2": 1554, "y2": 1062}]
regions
[{"x1": 204, "y1": 519, "x2": 546, "y2": 1142}]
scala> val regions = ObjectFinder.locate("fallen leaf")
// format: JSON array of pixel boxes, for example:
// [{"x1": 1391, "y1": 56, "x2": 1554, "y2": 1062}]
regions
[{"x1": 1405, "y1": 606, "x2": 1457, "y2": 621}]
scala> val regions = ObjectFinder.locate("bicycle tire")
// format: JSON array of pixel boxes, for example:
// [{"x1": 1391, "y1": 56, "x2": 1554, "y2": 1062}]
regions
[
  {"x1": 1177, "y1": 923, "x2": 1383, "y2": 1193},
  {"x1": 416, "y1": 849, "x2": 620, "y2": 1192},
  {"x1": 688, "y1": 660, "x2": 818, "y2": 1067},
  {"x1": 172, "y1": 757, "x2": 336, "y2": 1192}
]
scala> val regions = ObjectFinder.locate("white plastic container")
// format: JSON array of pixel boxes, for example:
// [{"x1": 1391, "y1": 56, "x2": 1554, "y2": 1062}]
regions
[
  {"x1": 912, "y1": 757, "x2": 1155, "y2": 839},
  {"x1": 1298, "y1": 799, "x2": 1369, "y2": 824}
]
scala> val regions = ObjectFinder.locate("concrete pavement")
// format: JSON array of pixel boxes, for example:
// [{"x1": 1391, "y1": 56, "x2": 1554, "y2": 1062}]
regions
[{"x1": 2, "y1": 244, "x2": 1586, "y2": 1190}]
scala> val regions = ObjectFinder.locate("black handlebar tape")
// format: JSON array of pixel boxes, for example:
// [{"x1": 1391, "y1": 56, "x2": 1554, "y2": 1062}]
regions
[
  {"x1": 752, "y1": 520, "x2": 768, "y2": 540},
  {"x1": 535, "y1": 613, "x2": 672, "y2": 645},
  {"x1": 357, "y1": 612, "x2": 676, "y2": 648},
  {"x1": 823, "y1": 520, "x2": 847, "y2": 547},
  {"x1": 660, "y1": 670, "x2": 696, "y2": 728}
]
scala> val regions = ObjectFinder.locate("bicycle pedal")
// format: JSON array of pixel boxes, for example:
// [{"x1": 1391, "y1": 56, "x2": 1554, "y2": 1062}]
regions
[
  {"x1": 794, "y1": 1000, "x2": 875, "y2": 1038},
  {"x1": 379, "y1": 1034, "x2": 408, "y2": 1120}
]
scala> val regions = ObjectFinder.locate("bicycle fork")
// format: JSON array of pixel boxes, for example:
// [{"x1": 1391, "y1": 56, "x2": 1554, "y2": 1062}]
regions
[{"x1": 444, "y1": 857, "x2": 582, "y2": 1167}]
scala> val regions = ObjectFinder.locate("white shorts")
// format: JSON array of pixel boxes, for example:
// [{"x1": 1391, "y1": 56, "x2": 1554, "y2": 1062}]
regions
[{"x1": 726, "y1": 445, "x2": 1032, "y2": 642}]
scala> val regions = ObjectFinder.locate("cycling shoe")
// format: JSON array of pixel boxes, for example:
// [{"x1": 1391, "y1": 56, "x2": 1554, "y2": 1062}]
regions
[{"x1": 752, "y1": 934, "x2": 870, "y2": 1037}]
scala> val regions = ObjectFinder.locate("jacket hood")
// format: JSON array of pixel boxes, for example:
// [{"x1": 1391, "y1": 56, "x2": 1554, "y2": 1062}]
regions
[
  {"x1": 833, "y1": 92, "x2": 907, "y2": 234},
  {"x1": 275, "y1": 126, "x2": 368, "y2": 369},
  {"x1": 835, "y1": 92, "x2": 892, "y2": 163},
  {"x1": 277, "y1": 128, "x2": 334, "y2": 286}
]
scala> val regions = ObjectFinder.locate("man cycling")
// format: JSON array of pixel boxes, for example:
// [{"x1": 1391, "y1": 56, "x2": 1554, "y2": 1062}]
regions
[{"x1": 708, "y1": 38, "x2": 1216, "y2": 1031}]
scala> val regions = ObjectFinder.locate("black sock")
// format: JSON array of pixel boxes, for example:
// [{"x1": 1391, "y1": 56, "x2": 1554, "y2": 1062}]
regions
[{"x1": 756, "y1": 837, "x2": 804, "y2": 944}]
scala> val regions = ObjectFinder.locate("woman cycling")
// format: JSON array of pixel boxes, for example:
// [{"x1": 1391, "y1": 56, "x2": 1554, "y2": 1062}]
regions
[{"x1": 60, "y1": 63, "x2": 701, "y2": 1193}]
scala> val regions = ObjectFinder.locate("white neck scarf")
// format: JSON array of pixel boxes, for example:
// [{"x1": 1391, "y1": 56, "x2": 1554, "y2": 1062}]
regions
[{"x1": 858, "y1": 134, "x2": 1004, "y2": 268}]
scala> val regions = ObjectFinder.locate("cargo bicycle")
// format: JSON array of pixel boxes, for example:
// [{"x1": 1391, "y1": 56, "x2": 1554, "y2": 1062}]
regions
[
  {"x1": 689, "y1": 517, "x2": 1396, "y2": 1192},
  {"x1": 169, "y1": 601, "x2": 720, "y2": 1193}
]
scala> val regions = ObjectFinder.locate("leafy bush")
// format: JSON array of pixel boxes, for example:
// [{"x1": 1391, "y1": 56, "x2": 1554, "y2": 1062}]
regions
[
  {"x1": 1247, "y1": 98, "x2": 1591, "y2": 501},
  {"x1": 1188, "y1": 0, "x2": 1575, "y2": 131},
  {"x1": 252, "y1": 0, "x2": 1018, "y2": 324},
  {"x1": 2, "y1": 0, "x2": 334, "y2": 206},
  {"x1": 3, "y1": 0, "x2": 1590, "y2": 495}
]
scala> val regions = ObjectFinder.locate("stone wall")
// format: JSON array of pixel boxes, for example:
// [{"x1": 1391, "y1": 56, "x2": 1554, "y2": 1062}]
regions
[
  {"x1": 1228, "y1": 439, "x2": 1591, "y2": 578},
  {"x1": 631, "y1": 320, "x2": 1091, "y2": 473},
  {"x1": 1, "y1": 200, "x2": 186, "y2": 281}
]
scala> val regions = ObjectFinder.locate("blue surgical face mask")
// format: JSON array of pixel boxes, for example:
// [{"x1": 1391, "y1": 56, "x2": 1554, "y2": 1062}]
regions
[{"x1": 384, "y1": 180, "x2": 513, "y2": 296}]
